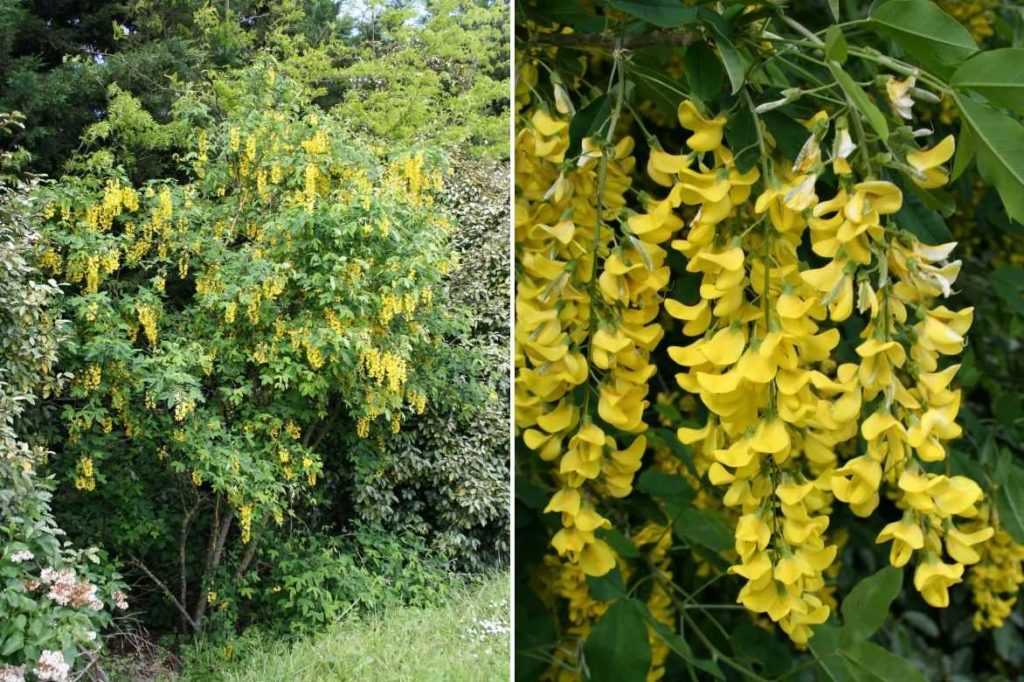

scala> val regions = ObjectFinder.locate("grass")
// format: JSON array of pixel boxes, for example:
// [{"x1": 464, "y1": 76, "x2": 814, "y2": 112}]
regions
[{"x1": 171, "y1": 572, "x2": 510, "y2": 682}]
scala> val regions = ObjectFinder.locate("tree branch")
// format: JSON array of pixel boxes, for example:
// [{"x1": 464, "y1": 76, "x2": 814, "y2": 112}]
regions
[
  {"x1": 178, "y1": 497, "x2": 202, "y2": 634},
  {"x1": 131, "y1": 557, "x2": 199, "y2": 632}
]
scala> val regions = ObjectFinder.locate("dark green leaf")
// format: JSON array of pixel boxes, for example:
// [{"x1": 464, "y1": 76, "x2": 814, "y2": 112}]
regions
[
  {"x1": 587, "y1": 567, "x2": 628, "y2": 601},
  {"x1": 763, "y1": 110, "x2": 809, "y2": 160},
  {"x1": 637, "y1": 469, "x2": 695, "y2": 502},
  {"x1": 597, "y1": 527, "x2": 641, "y2": 559},
  {"x1": 996, "y1": 463, "x2": 1024, "y2": 544},
  {"x1": 902, "y1": 611, "x2": 940, "y2": 638},
  {"x1": 825, "y1": 26, "x2": 848, "y2": 63},
  {"x1": 869, "y1": 0, "x2": 978, "y2": 78},
  {"x1": 829, "y1": 61, "x2": 889, "y2": 142},
  {"x1": 951, "y1": 120, "x2": 975, "y2": 181},
  {"x1": 951, "y1": 48, "x2": 1024, "y2": 113},
  {"x1": 991, "y1": 266, "x2": 1024, "y2": 316},
  {"x1": 685, "y1": 42, "x2": 725, "y2": 104},
  {"x1": 733, "y1": 622, "x2": 794, "y2": 677},
  {"x1": 725, "y1": 102, "x2": 758, "y2": 172},
  {"x1": 894, "y1": 179, "x2": 952, "y2": 244},
  {"x1": 709, "y1": 26, "x2": 747, "y2": 94},
  {"x1": 955, "y1": 93, "x2": 1024, "y2": 224},
  {"x1": 515, "y1": 475, "x2": 549, "y2": 510},
  {"x1": 583, "y1": 599, "x2": 651, "y2": 682},
  {"x1": 674, "y1": 508, "x2": 733, "y2": 551},
  {"x1": 841, "y1": 565, "x2": 902, "y2": 641},
  {"x1": 809, "y1": 624, "x2": 860, "y2": 682},
  {"x1": 527, "y1": 0, "x2": 605, "y2": 33},
  {"x1": 649, "y1": 618, "x2": 725, "y2": 679},
  {"x1": 605, "y1": 0, "x2": 699, "y2": 28},
  {"x1": 568, "y1": 95, "x2": 611, "y2": 160},
  {"x1": 842, "y1": 640, "x2": 927, "y2": 682}
]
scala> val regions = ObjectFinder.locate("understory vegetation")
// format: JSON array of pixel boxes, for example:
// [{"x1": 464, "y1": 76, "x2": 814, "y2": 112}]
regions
[{"x1": 0, "y1": 2, "x2": 509, "y2": 680}]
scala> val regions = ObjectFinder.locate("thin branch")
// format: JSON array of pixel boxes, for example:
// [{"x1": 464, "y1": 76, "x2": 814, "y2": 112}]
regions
[
  {"x1": 234, "y1": 532, "x2": 260, "y2": 581},
  {"x1": 130, "y1": 557, "x2": 198, "y2": 632},
  {"x1": 178, "y1": 497, "x2": 202, "y2": 633}
]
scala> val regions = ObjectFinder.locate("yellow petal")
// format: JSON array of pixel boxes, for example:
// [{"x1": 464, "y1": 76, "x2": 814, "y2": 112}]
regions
[
  {"x1": 751, "y1": 418, "x2": 790, "y2": 453},
  {"x1": 579, "y1": 539, "x2": 616, "y2": 576},
  {"x1": 907, "y1": 135, "x2": 955, "y2": 172}
]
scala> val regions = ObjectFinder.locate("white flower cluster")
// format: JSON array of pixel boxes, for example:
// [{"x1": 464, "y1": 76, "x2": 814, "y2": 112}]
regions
[
  {"x1": 9, "y1": 550, "x2": 34, "y2": 563},
  {"x1": 40, "y1": 568, "x2": 102, "y2": 610},
  {"x1": 0, "y1": 665, "x2": 25, "y2": 682},
  {"x1": 34, "y1": 651, "x2": 68, "y2": 682}
]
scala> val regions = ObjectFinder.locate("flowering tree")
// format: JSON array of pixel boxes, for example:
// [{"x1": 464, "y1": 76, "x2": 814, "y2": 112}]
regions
[
  {"x1": 27, "y1": 60, "x2": 474, "y2": 637},
  {"x1": 515, "y1": 1, "x2": 1024, "y2": 679}
]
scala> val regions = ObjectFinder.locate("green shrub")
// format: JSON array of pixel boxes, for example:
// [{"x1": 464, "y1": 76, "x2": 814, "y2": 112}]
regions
[
  {"x1": 1, "y1": 111, "x2": 127, "y2": 681},
  {"x1": 335, "y1": 157, "x2": 510, "y2": 571}
]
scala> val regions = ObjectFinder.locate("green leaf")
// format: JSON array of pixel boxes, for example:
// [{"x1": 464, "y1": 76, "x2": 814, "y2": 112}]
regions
[
  {"x1": 809, "y1": 624, "x2": 860, "y2": 682},
  {"x1": 954, "y1": 93, "x2": 1024, "y2": 224},
  {"x1": 902, "y1": 611, "x2": 940, "y2": 638},
  {"x1": 991, "y1": 265, "x2": 1024, "y2": 317},
  {"x1": 648, "y1": 619, "x2": 725, "y2": 679},
  {"x1": 829, "y1": 0, "x2": 841, "y2": 22},
  {"x1": 841, "y1": 565, "x2": 903, "y2": 640},
  {"x1": 527, "y1": 0, "x2": 605, "y2": 33},
  {"x1": 951, "y1": 120, "x2": 975, "y2": 181},
  {"x1": 637, "y1": 469, "x2": 695, "y2": 502},
  {"x1": 725, "y1": 102, "x2": 758, "y2": 172},
  {"x1": 710, "y1": 27, "x2": 747, "y2": 94},
  {"x1": 869, "y1": 0, "x2": 978, "y2": 78},
  {"x1": 587, "y1": 567, "x2": 628, "y2": 601},
  {"x1": 684, "y1": 42, "x2": 725, "y2": 104},
  {"x1": 996, "y1": 463, "x2": 1024, "y2": 544},
  {"x1": 894, "y1": 179, "x2": 953, "y2": 244},
  {"x1": 583, "y1": 599, "x2": 651, "y2": 682},
  {"x1": 951, "y1": 48, "x2": 1024, "y2": 114},
  {"x1": 763, "y1": 110, "x2": 809, "y2": 160},
  {"x1": 674, "y1": 508, "x2": 733, "y2": 551},
  {"x1": 733, "y1": 622, "x2": 794, "y2": 677},
  {"x1": 568, "y1": 95, "x2": 611, "y2": 160},
  {"x1": 1, "y1": 631, "x2": 23, "y2": 657},
  {"x1": 629, "y1": 62, "x2": 689, "y2": 118},
  {"x1": 842, "y1": 640, "x2": 927, "y2": 682},
  {"x1": 829, "y1": 61, "x2": 889, "y2": 142},
  {"x1": 597, "y1": 527, "x2": 641, "y2": 559},
  {"x1": 825, "y1": 25, "x2": 848, "y2": 63},
  {"x1": 604, "y1": 0, "x2": 699, "y2": 28}
]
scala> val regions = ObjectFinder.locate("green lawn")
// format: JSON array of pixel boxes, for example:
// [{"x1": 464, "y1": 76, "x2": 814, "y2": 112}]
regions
[{"x1": 174, "y1": 572, "x2": 510, "y2": 682}]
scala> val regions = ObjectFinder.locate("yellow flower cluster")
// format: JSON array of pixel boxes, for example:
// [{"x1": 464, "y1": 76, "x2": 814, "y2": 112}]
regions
[
  {"x1": 968, "y1": 507, "x2": 1024, "y2": 629},
  {"x1": 360, "y1": 347, "x2": 408, "y2": 394},
  {"x1": 81, "y1": 364, "x2": 102, "y2": 392},
  {"x1": 74, "y1": 456, "x2": 95, "y2": 491},
  {"x1": 239, "y1": 504, "x2": 253, "y2": 544},
  {"x1": 939, "y1": 0, "x2": 996, "y2": 41},
  {"x1": 136, "y1": 303, "x2": 159, "y2": 346},
  {"x1": 301, "y1": 129, "x2": 329, "y2": 155},
  {"x1": 653, "y1": 97, "x2": 981, "y2": 640},
  {"x1": 356, "y1": 416, "x2": 371, "y2": 438},
  {"x1": 516, "y1": 101, "x2": 658, "y2": 578}
]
